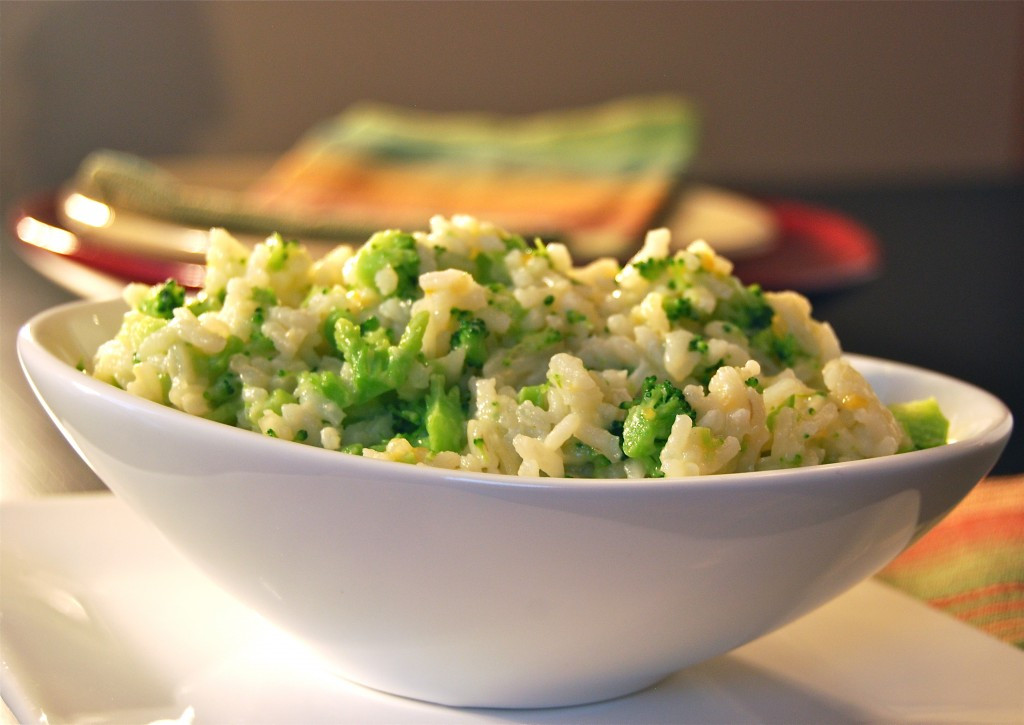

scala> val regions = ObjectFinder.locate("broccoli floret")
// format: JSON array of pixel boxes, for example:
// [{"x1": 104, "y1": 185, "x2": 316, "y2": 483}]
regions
[
  {"x1": 245, "y1": 305, "x2": 278, "y2": 359},
  {"x1": 524, "y1": 328, "x2": 564, "y2": 350},
  {"x1": 266, "y1": 233, "x2": 300, "y2": 271},
  {"x1": 517, "y1": 383, "x2": 549, "y2": 408},
  {"x1": 180, "y1": 326, "x2": 248, "y2": 424},
  {"x1": 251, "y1": 287, "x2": 278, "y2": 307},
  {"x1": 889, "y1": 397, "x2": 949, "y2": 451},
  {"x1": 423, "y1": 374, "x2": 466, "y2": 453},
  {"x1": 332, "y1": 320, "x2": 394, "y2": 404},
  {"x1": 187, "y1": 291, "x2": 221, "y2": 316},
  {"x1": 321, "y1": 309, "x2": 352, "y2": 357},
  {"x1": 203, "y1": 371, "x2": 243, "y2": 423},
  {"x1": 451, "y1": 310, "x2": 489, "y2": 368},
  {"x1": 632, "y1": 257, "x2": 673, "y2": 281},
  {"x1": 389, "y1": 373, "x2": 467, "y2": 454},
  {"x1": 359, "y1": 316, "x2": 382, "y2": 334},
  {"x1": 303, "y1": 369, "x2": 351, "y2": 410},
  {"x1": 310, "y1": 310, "x2": 430, "y2": 409},
  {"x1": 765, "y1": 393, "x2": 798, "y2": 432},
  {"x1": 473, "y1": 249, "x2": 514, "y2": 286},
  {"x1": 502, "y1": 233, "x2": 529, "y2": 251},
  {"x1": 565, "y1": 441, "x2": 614, "y2": 477},
  {"x1": 138, "y1": 280, "x2": 186, "y2": 319},
  {"x1": 689, "y1": 335, "x2": 709, "y2": 354},
  {"x1": 751, "y1": 329, "x2": 803, "y2": 370},
  {"x1": 192, "y1": 334, "x2": 244, "y2": 381},
  {"x1": 565, "y1": 309, "x2": 587, "y2": 325},
  {"x1": 246, "y1": 388, "x2": 298, "y2": 428},
  {"x1": 663, "y1": 296, "x2": 699, "y2": 322},
  {"x1": 392, "y1": 396, "x2": 424, "y2": 436},
  {"x1": 621, "y1": 375, "x2": 696, "y2": 476},
  {"x1": 350, "y1": 230, "x2": 420, "y2": 299},
  {"x1": 118, "y1": 312, "x2": 169, "y2": 349},
  {"x1": 337, "y1": 310, "x2": 429, "y2": 404},
  {"x1": 485, "y1": 285, "x2": 527, "y2": 340},
  {"x1": 716, "y1": 284, "x2": 774, "y2": 337}
]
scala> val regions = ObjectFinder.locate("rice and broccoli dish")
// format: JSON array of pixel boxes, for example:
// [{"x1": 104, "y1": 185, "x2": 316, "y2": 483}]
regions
[{"x1": 92, "y1": 215, "x2": 947, "y2": 478}]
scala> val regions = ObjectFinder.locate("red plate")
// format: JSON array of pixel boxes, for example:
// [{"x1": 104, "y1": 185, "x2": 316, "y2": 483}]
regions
[{"x1": 732, "y1": 199, "x2": 881, "y2": 293}]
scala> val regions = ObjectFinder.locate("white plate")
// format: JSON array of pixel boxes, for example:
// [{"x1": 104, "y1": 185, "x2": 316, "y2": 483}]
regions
[{"x1": 2, "y1": 493, "x2": 1022, "y2": 725}]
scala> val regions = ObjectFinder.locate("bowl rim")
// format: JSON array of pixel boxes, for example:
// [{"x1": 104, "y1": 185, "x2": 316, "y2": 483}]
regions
[{"x1": 18, "y1": 296, "x2": 1014, "y2": 494}]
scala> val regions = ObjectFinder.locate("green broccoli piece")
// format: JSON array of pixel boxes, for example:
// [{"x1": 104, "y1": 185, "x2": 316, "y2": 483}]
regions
[
  {"x1": 751, "y1": 329, "x2": 803, "y2": 370},
  {"x1": 501, "y1": 233, "x2": 529, "y2": 252},
  {"x1": 119, "y1": 312, "x2": 169, "y2": 349},
  {"x1": 321, "y1": 308, "x2": 352, "y2": 357},
  {"x1": 566, "y1": 309, "x2": 587, "y2": 325},
  {"x1": 632, "y1": 257, "x2": 673, "y2": 281},
  {"x1": 523, "y1": 328, "x2": 564, "y2": 351},
  {"x1": 187, "y1": 291, "x2": 222, "y2": 316},
  {"x1": 350, "y1": 230, "x2": 421, "y2": 299},
  {"x1": 203, "y1": 371, "x2": 243, "y2": 424},
  {"x1": 451, "y1": 310, "x2": 489, "y2": 368},
  {"x1": 310, "y1": 310, "x2": 430, "y2": 409},
  {"x1": 472, "y1": 249, "x2": 514, "y2": 286},
  {"x1": 765, "y1": 393, "x2": 797, "y2": 432},
  {"x1": 889, "y1": 397, "x2": 949, "y2": 451},
  {"x1": 621, "y1": 375, "x2": 696, "y2": 476},
  {"x1": 517, "y1": 383, "x2": 549, "y2": 408},
  {"x1": 359, "y1": 316, "x2": 381, "y2": 334},
  {"x1": 246, "y1": 388, "x2": 298, "y2": 428},
  {"x1": 423, "y1": 374, "x2": 466, "y2": 453},
  {"x1": 334, "y1": 318, "x2": 396, "y2": 403},
  {"x1": 388, "y1": 373, "x2": 467, "y2": 453},
  {"x1": 564, "y1": 441, "x2": 614, "y2": 477},
  {"x1": 663, "y1": 296, "x2": 699, "y2": 322},
  {"x1": 246, "y1": 306, "x2": 278, "y2": 359},
  {"x1": 716, "y1": 284, "x2": 774, "y2": 337},
  {"x1": 303, "y1": 369, "x2": 351, "y2": 410},
  {"x1": 266, "y1": 233, "x2": 300, "y2": 271},
  {"x1": 138, "y1": 280, "x2": 186, "y2": 319},
  {"x1": 485, "y1": 285, "x2": 527, "y2": 339},
  {"x1": 337, "y1": 310, "x2": 429, "y2": 403},
  {"x1": 391, "y1": 395, "x2": 424, "y2": 437},
  {"x1": 192, "y1": 334, "x2": 244, "y2": 380},
  {"x1": 251, "y1": 287, "x2": 278, "y2": 308}
]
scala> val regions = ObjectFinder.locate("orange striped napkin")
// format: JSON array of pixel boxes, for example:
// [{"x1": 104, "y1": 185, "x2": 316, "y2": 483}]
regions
[
  {"x1": 248, "y1": 96, "x2": 698, "y2": 255},
  {"x1": 877, "y1": 474, "x2": 1024, "y2": 648}
]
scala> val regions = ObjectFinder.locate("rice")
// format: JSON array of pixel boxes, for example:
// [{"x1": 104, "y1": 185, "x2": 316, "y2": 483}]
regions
[{"x1": 91, "y1": 215, "x2": 913, "y2": 478}]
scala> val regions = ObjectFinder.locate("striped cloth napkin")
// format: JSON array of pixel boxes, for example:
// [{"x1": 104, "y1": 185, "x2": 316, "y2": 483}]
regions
[
  {"x1": 249, "y1": 96, "x2": 698, "y2": 256},
  {"x1": 877, "y1": 473, "x2": 1024, "y2": 649},
  {"x1": 72, "y1": 95, "x2": 699, "y2": 257}
]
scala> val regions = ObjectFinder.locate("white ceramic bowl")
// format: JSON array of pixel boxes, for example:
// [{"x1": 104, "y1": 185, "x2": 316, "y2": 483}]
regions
[{"x1": 18, "y1": 298, "x2": 1012, "y2": 708}]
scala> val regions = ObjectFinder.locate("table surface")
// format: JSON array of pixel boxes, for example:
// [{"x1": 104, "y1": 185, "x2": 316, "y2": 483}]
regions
[{"x1": 2, "y1": 177, "x2": 1021, "y2": 502}]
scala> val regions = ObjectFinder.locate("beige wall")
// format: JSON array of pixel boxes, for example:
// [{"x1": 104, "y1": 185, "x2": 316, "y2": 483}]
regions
[{"x1": 2, "y1": 1, "x2": 1021, "y2": 207}]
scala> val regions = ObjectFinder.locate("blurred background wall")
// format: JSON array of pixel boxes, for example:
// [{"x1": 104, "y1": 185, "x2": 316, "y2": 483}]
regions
[{"x1": 2, "y1": 0, "x2": 1021, "y2": 210}]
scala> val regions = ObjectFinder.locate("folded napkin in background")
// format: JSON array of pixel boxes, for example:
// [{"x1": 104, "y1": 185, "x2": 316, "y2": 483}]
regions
[
  {"x1": 71, "y1": 95, "x2": 699, "y2": 257},
  {"x1": 878, "y1": 474, "x2": 1024, "y2": 649}
]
